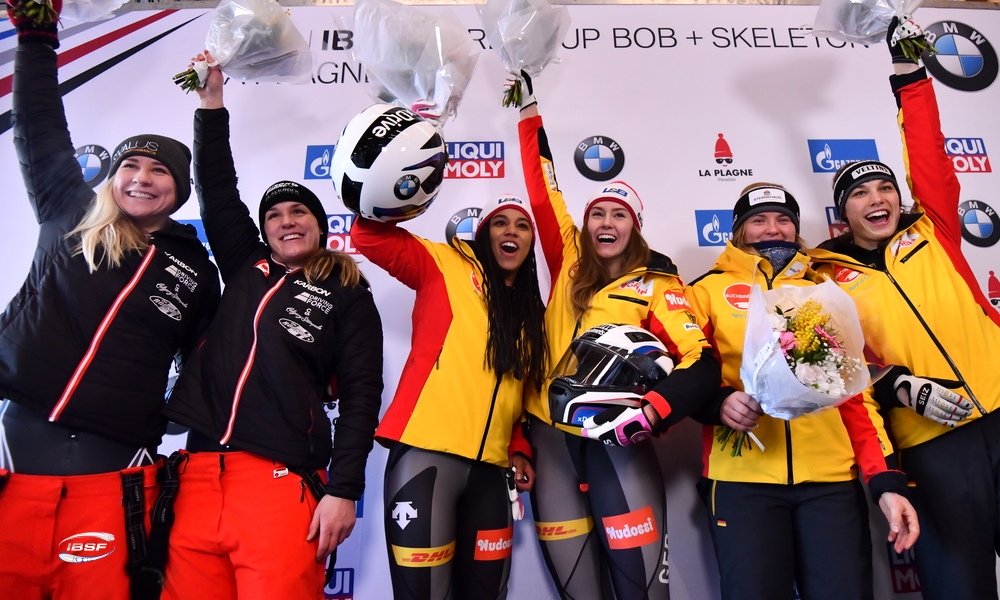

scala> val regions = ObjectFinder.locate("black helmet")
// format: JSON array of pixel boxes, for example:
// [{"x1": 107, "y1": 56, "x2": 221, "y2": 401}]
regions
[{"x1": 548, "y1": 324, "x2": 674, "y2": 431}]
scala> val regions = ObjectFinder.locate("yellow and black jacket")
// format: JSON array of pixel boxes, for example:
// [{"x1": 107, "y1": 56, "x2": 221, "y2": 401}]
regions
[
  {"x1": 810, "y1": 70, "x2": 1000, "y2": 451},
  {"x1": 519, "y1": 114, "x2": 719, "y2": 432}
]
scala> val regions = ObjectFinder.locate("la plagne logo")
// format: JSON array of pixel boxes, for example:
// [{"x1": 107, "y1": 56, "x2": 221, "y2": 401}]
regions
[
  {"x1": 698, "y1": 133, "x2": 753, "y2": 182},
  {"x1": 807, "y1": 140, "x2": 880, "y2": 173},
  {"x1": 445, "y1": 142, "x2": 504, "y2": 179}
]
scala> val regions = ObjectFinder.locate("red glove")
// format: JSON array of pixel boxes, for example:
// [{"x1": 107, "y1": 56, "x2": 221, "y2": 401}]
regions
[{"x1": 6, "y1": 0, "x2": 62, "y2": 48}]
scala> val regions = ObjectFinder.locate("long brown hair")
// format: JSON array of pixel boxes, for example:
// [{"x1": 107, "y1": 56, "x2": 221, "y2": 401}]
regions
[{"x1": 569, "y1": 227, "x2": 650, "y2": 318}]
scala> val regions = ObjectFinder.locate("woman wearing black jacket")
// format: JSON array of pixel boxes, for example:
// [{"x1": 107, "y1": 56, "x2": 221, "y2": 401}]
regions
[
  {"x1": 0, "y1": 15, "x2": 220, "y2": 600},
  {"x1": 160, "y1": 57, "x2": 383, "y2": 599}
]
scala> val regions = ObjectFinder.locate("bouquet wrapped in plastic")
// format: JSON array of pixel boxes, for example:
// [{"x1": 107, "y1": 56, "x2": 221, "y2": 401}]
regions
[
  {"x1": 60, "y1": 0, "x2": 127, "y2": 23},
  {"x1": 813, "y1": 0, "x2": 935, "y2": 62},
  {"x1": 741, "y1": 281, "x2": 869, "y2": 420},
  {"x1": 477, "y1": 0, "x2": 570, "y2": 107},
  {"x1": 352, "y1": 0, "x2": 479, "y2": 126},
  {"x1": 172, "y1": 0, "x2": 312, "y2": 92}
]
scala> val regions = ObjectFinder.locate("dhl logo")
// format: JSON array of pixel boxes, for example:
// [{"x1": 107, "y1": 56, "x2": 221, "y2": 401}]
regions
[
  {"x1": 535, "y1": 517, "x2": 593, "y2": 541},
  {"x1": 391, "y1": 542, "x2": 456, "y2": 568}
]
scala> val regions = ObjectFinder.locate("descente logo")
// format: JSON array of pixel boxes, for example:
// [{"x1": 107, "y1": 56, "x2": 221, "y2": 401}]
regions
[{"x1": 372, "y1": 108, "x2": 419, "y2": 138}]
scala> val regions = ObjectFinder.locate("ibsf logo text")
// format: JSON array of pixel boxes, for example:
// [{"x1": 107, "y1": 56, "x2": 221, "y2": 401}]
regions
[
  {"x1": 945, "y1": 137, "x2": 991, "y2": 173},
  {"x1": 695, "y1": 210, "x2": 733, "y2": 247},
  {"x1": 445, "y1": 142, "x2": 504, "y2": 178},
  {"x1": 807, "y1": 139, "x2": 879, "y2": 173},
  {"x1": 324, "y1": 567, "x2": 354, "y2": 599},
  {"x1": 328, "y1": 214, "x2": 358, "y2": 254}
]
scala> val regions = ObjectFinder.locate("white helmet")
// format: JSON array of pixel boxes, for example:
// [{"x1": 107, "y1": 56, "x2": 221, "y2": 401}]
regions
[
  {"x1": 548, "y1": 324, "x2": 674, "y2": 430},
  {"x1": 331, "y1": 104, "x2": 448, "y2": 223}
]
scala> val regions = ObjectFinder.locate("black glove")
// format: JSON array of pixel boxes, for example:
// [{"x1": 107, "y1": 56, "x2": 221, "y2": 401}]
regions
[
  {"x1": 6, "y1": 0, "x2": 61, "y2": 48},
  {"x1": 886, "y1": 16, "x2": 918, "y2": 65}
]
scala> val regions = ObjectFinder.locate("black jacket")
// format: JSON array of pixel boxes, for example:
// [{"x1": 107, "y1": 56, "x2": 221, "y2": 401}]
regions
[
  {"x1": 0, "y1": 43, "x2": 221, "y2": 448},
  {"x1": 165, "y1": 108, "x2": 383, "y2": 500}
]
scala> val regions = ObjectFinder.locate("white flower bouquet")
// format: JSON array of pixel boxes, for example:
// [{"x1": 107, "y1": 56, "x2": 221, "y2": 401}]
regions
[
  {"x1": 352, "y1": 0, "x2": 480, "y2": 126},
  {"x1": 813, "y1": 0, "x2": 935, "y2": 62},
  {"x1": 476, "y1": 0, "x2": 570, "y2": 107}
]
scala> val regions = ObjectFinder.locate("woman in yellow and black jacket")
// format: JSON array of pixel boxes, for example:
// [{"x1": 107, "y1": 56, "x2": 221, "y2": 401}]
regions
[
  {"x1": 515, "y1": 79, "x2": 720, "y2": 600},
  {"x1": 352, "y1": 193, "x2": 547, "y2": 600},
  {"x1": 809, "y1": 21, "x2": 1000, "y2": 600},
  {"x1": 686, "y1": 183, "x2": 917, "y2": 600}
]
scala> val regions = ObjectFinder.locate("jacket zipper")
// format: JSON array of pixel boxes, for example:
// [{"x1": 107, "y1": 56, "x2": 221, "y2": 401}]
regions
[
  {"x1": 475, "y1": 378, "x2": 502, "y2": 462},
  {"x1": 881, "y1": 268, "x2": 984, "y2": 414},
  {"x1": 220, "y1": 274, "x2": 289, "y2": 444},
  {"x1": 49, "y1": 246, "x2": 158, "y2": 422}
]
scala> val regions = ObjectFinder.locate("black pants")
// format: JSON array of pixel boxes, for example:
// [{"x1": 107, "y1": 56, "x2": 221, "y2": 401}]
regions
[
  {"x1": 902, "y1": 410, "x2": 1000, "y2": 600},
  {"x1": 701, "y1": 479, "x2": 872, "y2": 600},
  {"x1": 528, "y1": 418, "x2": 669, "y2": 600},
  {"x1": 383, "y1": 443, "x2": 512, "y2": 600}
]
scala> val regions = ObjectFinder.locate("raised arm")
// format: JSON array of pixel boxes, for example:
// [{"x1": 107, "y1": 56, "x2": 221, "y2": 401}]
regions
[
  {"x1": 192, "y1": 57, "x2": 265, "y2": 281},
  {"x1": 11, "y1": 19, "x2": 94, "y2": 225}
]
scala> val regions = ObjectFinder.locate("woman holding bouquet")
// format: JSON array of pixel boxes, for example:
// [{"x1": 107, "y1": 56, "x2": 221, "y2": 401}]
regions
[
  {"x1": 159, "y1": 58, "x2": 384, "y2": 599},
  {"x1": 0, "y1": 14, "x2": 221, "y2": 600},
  {"x1": 809, "y1": 20, "x2": 1000, "y2": 600},
  {"x1": 685, "y1": 183, "x2": 918, "y2": 599},
  {"x1": 351, "y1": 192, "x2": 547, "y2": 597},
  {"x1": 514, "y1": 78, "x2": 720, "y2": 600}
]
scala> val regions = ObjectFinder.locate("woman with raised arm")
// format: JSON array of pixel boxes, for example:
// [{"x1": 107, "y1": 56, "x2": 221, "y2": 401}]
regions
[
  {"x1": 0, "y1": 14, "x2": 220, "y2": 599},
  {"x1": 158, "y1": 57, "x2": 384, "y2": 599},
  {"x1": 514, "y1": 75, "x2": 721, "y2": 600},
  {"x1": 352, "y1": 187, "x2": 547, "y2": 599}
]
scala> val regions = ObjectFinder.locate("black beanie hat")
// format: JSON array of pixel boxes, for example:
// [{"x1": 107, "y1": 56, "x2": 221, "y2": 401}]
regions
[
  {"x1": 833, "y1": 160, "x2": 900, "y2": 216},
  {"x1": 109, "y1": 134, "x2": 192, "y2": 212},
  {"x1": 733, "y1": 185, "x2": 800, "y2": 233},
  {"x1": 258, "y1": 181, "x2": 329, "y2": 248}
]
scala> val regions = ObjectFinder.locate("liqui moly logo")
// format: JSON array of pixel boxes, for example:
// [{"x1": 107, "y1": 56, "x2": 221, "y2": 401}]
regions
[
  {"x1": 327, "y1": 214, "x2": 359, "y2": 255},
  {"x1": 445, "y1": 142, "x2": 505, "y2": 178},
  {"x1": 945, "y1": 137, "x2": 991, "y2": 173}
]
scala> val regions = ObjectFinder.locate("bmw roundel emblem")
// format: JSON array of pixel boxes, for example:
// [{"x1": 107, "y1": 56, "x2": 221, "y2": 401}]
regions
[
  {"x1": 923, "y1": 22, "x2": 998, "y2": 92},
  {"x1": 959, "y1": 200, "x2": 1000, "y2": 247},
  {"x1": 394, "y1": 174, "x2": 420, "y2": 200},
  {"x1": 574, "y1": 135, "x2": 625, "y2": 181},
  {"x1": 445, "y1": 207, "x2": 481, "y2": 242},
  {"x1": 74, "y1": 145, "x2": 111, "y2": 188}
]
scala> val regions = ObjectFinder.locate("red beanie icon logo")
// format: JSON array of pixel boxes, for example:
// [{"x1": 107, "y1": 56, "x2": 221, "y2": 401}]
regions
[
  {"x1": 714, "y1": 134, "x2": 733, "y2": 165},
  {"x1": 988, "y1": 270, "x2": 999, "y2": 306}
]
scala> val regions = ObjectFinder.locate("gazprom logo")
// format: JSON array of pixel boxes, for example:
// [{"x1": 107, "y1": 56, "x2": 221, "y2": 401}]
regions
[
  {"x1": 305, "y1": 145, "x2": 336, "y2": 179},
  {"x1": 694, "y1": 210, "x2": 733, "y2": 247},
  {"x1": 444, "y1": 142, "x2": 505, "y2": 179},
  {"x1": 807, "y1": 139, "x2": 880, "y2": 173}
]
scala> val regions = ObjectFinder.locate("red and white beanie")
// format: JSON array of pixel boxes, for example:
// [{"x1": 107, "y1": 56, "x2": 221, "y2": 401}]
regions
[
  {"x1": 584, "y1": 181, "x2": 644, "y2": 231},
  {"x1": 475, "y1": 195, "x2": 535, "y2": 236}
]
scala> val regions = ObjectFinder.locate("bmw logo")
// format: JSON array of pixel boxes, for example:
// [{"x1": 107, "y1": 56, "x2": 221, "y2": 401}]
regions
[
  {"x1": 574, "y1": 135, "x2": 625, "y2": 181},
  {"x1": 394, "y1": 174, "x2": 420, "y2": 200},
  {"x1": 923, "y1": 22, "x2": 998, "y2": 92},
  {"x1": 959, "y1": 200, "x2": 1000, "y2": 247},
  {"x1": 445, "y1": 207, "x2": 481, "y2": 242},
  {"x1": 74, "y1": 145, "x2": 111, "y2": 188}
]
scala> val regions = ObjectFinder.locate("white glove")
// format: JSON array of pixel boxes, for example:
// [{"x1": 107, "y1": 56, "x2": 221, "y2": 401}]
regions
[
  {"x1": 582, "y1": 405, "x2": 653, "y2": 447},
  {"x1": 502, "y1": 70, "x2": 536, "y2": 109},
  {"x1": 895, "y1": 375, "x2": 973, "y2": 427}
]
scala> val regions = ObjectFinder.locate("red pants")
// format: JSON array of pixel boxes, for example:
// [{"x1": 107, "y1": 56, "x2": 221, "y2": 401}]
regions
[
  {"x1": 0, "y1": 464, "x2": 158, "y2": 600},
  {"x1": 161, "y1": 451, "x2": 325, "y2": 600}
]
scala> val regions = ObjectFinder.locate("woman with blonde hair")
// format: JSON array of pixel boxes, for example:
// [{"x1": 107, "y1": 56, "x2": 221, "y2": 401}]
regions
[
  {"x1": 686, "y1": 181, "x2": 918, "y2": 599},
  {"x1": 0, "y1": 15, "x2": 220, "y2": 599}
]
